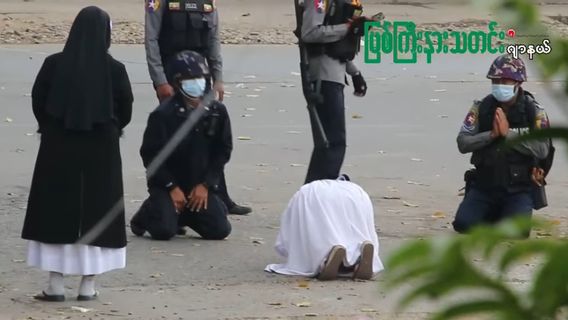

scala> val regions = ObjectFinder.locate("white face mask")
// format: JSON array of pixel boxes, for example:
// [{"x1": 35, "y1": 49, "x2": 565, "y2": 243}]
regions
[
  {"x1": 180, "y1": 78, "x2": 206, "y2": 98},
  {"x1": 492, "y1": 84, "x2": 516, "y2": 102}
]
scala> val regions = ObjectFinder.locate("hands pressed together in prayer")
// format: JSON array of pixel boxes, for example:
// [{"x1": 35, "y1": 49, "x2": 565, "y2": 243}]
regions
[{"x1": 491, "y1": 108, "x2": 510, "y2": 138}]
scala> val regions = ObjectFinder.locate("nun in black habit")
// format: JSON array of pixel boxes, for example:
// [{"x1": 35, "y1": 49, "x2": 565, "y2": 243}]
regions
[{"x1": 21, "y1": 6, "x2": 133, "y2": 301}]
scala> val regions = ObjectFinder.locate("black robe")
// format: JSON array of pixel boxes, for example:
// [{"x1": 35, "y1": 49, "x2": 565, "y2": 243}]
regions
[{"x1": 21, "y1": 52, "x2": 133, "y2": 248}]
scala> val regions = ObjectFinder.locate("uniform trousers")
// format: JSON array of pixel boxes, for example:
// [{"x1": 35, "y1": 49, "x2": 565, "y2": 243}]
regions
[
  {"x1": 305, "y1": 81, "x2": 346, "y2": 184},
  {"x1": 132, "y1": 187, "x2": 232, "y2": 241},
  {"x1": 453, "y1": 185, "x2": 533, "y2": 236}
]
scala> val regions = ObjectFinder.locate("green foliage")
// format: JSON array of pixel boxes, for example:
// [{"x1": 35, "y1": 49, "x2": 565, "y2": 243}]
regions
[
  {"x1": 489, "y1": 0, "x2": 568, "y2": 94},
  {"x1": 506, "y1": 127, "x2": 568, "y2": 157},
  {"x1": 385, "y1": 217, "x2": 568, "y2": 320},
  {"x1": 483, "y1": 0, "x2": 568, "y2": 150},
  {"x1": 384, "y1": 2, "x2": 568, "y2": 319}
]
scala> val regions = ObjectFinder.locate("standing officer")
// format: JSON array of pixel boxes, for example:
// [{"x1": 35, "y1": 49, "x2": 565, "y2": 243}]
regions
[
  {"x1": 453, "y1": 54, "x2": 551, "y2": 236},
  {"x1": 300, "y1": 0, "x2": 372, "y2": 183},
  {"x1": 131, "y1": 50, "x2": 232, "y2": 241},
  {"x1": 145, "y1": 0, "x2": 251, "y2": 215}
]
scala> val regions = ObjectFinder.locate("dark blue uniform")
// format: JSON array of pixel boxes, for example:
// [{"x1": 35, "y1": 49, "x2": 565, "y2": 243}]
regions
[
  {"x1": 453, "y1": 89, "x2": 550, "y2": 234},
  {"x1": 131, "y1": 94, "x2": 232, "y2": 240},
  {"x1": 145, "y1": 0, "x2": 251, "y2": 215}
]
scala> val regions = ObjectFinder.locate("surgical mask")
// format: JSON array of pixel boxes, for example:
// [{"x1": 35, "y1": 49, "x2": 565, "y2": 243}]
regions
[
  {"x1": 180, "y1": 78, "x2": 206, "y2": 98},
  {"x1": 492, "y1": 84, "x2": 516, "y2": 102}
]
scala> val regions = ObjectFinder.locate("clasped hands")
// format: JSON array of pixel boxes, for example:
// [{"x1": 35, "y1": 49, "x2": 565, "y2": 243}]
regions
[
  {"x1": 490, "y1": 107, "x2": 510, "y2": 139},
  {"x1": 169, "y1": 184, "x2": 208, "y2": 213}
]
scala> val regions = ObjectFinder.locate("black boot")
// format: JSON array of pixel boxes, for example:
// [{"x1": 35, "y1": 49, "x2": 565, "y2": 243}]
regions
[
  {"x1": 130, "y1": 212, "x2": 146, "y2": 237},
  {"x1": 228, "y1": 203, "x2": 252, "y2": 215}
]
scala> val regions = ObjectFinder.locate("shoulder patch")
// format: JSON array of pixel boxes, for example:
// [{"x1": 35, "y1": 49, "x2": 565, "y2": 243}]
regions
[
  {"x1": 535, "y1": 107, "x2": 550, "y2": 129},
  {"x1": 462, "y1": 103, "x2": 480, "y2": 133},
  {"x1": 146, "y1": 0, "x2": 160, "y2": 12},
  {"x1": 315, "y1": 0, "x2": 326, "y2": 13}
]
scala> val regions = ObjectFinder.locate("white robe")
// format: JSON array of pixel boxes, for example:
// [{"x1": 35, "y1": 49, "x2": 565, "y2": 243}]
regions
[
  {"x1": 27, "y1": 241, "x2": 126, "y2": 275},
  {"x1": 265, "y1": 180, "x2": 384, "y2": 277}
]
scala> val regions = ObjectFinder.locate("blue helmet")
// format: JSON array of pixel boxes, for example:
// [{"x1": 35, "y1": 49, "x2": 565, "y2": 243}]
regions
[{"x1": 166, "y1": 50, "x2": 210, "y2": 82}]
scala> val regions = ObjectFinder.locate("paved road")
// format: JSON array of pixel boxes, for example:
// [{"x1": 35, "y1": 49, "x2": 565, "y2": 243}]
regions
[{"x1": 0, "y1": 45, "x2": 566, "y2": 320}]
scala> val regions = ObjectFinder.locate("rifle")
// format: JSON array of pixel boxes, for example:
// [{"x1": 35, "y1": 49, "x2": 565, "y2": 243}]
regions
[{"x1": 293, "y1": 0, "x2": 329, "y2": 148}]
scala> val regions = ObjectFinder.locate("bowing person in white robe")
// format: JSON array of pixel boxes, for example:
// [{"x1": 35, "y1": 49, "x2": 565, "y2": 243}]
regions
[{"x1": 265, "y1": 175, "x2": 384, "y2": 280}]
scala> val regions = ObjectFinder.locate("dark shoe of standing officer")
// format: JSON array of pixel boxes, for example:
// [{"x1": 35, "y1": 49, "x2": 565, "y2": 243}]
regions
[
  {"x1": 228, "y1": 202, "x2": 252, "y2": 215},
  {"x1": 215, "y1": 174, "x2": 251, "y2": 215}
]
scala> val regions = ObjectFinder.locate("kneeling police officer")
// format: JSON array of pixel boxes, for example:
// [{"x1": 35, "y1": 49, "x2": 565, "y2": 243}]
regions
[
  {"x1": 145, "y1": 0, "x2": 251, "y2": 215},
  {"x1": 453, "y1": 54, "x2": 552, "y2": 236},
  {"x1": 131, "y1": 50, "x2": 232, "y2": 241}
]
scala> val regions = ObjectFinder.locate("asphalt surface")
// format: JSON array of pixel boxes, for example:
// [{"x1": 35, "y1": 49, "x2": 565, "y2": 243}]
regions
[{"x1": 0, "y1": 44, "x2": 567, "y2": 320}]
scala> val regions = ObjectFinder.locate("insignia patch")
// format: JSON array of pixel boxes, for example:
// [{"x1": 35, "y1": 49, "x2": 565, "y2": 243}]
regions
[
  {"x1": 462, "y1": 107, "x2": 478, "y2": 132},
  {"x1": 204, "y1": 4, "x2": 213, "y2": 12},
  {"x1": 169, "y1": 1, "x2": 180, "y2": 10},
  {"x1": 315, "y1": 0, "x2": 325, "y2": 13},
  {"x1": 146, "y1": 0, "x2": 160, "y2": 12},
  {"x1": 186, "y1": 2, "x2": 198, "y2": 10},
  {"x1": 535, "y1": 110, "x2": 550, "y2": 129}
]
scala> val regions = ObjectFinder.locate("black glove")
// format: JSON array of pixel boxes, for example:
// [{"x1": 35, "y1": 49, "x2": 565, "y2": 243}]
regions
[
  {"x1": 348, "y1": 17, "x2": 372, "y2": 37},
  {"x1": 352, "y1": 72, "x2": 367, "y2": 97}
]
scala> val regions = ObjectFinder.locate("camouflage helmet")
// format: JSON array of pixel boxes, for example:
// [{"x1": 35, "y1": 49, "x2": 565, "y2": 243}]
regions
[
  {"x1": 486, "y1": 54, "x2": 527, "y2": 82},
  {"x1": 166, "y1": 50, "x2": 210, "y2": 82}
]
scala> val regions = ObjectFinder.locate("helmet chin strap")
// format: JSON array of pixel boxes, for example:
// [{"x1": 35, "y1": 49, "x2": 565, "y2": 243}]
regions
[
  {"x1": 179, "y1": 90, "x2": 204, "y2": 109},
  {"x1": 180, "y1": 88, "x2": 199, "y2": 100}
]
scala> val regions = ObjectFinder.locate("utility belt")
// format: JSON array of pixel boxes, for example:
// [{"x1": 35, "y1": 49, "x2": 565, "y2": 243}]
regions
[
  {"x1": 462, "y1": 165, "x2": 547, "y2": 210},
  {"x1": 159, "y1": 38, "x2": 210, "y2": 66},
  {"x1": 477, "y1": 164, "x2": 531, "y2": 188}
]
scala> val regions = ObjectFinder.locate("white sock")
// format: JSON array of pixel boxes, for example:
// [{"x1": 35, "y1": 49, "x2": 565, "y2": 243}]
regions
[
  {"x1": 78, "y1": 275, "x2": 96, "y2": 296},
  {"x1": 45, "y1": 272, "x2": 64, "y2": 296}
]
